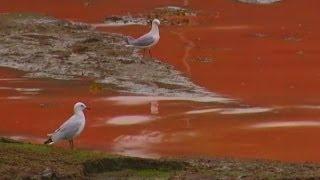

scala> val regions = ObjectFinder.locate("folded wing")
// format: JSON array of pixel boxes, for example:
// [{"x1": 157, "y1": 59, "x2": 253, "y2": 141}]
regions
[
  {"x1": 50, "y1": 115, "x2": 81, "y2": 142},
  {"x1": 129, "y1": 35, "x2": 155, "y2": 47}
]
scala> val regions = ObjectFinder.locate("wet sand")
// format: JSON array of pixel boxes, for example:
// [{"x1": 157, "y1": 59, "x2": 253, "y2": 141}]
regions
[{"x1": 1, "y1": 0, "x2": 320, "y2": 163}]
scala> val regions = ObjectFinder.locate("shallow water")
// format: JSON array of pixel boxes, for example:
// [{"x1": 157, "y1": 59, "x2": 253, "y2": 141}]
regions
[{"x1": 1, "y1": 0, "x2": 320, "y2": 163}]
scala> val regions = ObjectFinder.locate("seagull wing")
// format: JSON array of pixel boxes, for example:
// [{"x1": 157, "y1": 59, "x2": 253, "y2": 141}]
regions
[
  {"x1": 130, "y1": 35, "x2": 155, "y2": 47},
  {"x1": 50, "y1": 115, "x2": 81, "y2": 141}
]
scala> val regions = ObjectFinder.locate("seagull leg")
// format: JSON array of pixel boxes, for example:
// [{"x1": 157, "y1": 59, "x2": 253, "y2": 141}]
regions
[
  {"x1": 143, "y1": 49, "x2": 146, "y2": 58},
  {"x1": 69, "y1": 139, "x2": 74, "y2": 150},
  {"x1": 148, "y1": 49, "x2": 152, "y2": 58}
]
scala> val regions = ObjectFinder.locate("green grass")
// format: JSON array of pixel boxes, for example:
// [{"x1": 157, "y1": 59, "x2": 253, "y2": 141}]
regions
[
  {"x1": 92, "y1": 169, "x2": 172, "y2": 179},
  {"x1": 0, "y1": 141, "x2": 101, "y2": 161},
  {"x1": 2, "y1": 137, "x2": 320, "y2": 179},
  {"x1": 0, "y1": 138, "x2": 184, "y2": 179}
]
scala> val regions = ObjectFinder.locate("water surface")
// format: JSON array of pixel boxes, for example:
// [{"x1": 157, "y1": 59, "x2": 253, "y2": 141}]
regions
[{"x1": 1, "y1": 0, "x2": 320, "y2": 162}]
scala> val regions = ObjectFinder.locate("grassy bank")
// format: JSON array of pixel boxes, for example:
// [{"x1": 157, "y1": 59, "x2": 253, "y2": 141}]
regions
[
  {"x1": 0, "y1": 138, "x2": 184, "y2": 179},
  {"x1": 2, "y1": 138, "x2": 320, "y2": 179}
]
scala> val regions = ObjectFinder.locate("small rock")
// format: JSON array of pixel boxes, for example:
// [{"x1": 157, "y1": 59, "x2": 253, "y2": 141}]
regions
[{"x1": 40, "y1": 167, "x2": 55, "y2": 179}]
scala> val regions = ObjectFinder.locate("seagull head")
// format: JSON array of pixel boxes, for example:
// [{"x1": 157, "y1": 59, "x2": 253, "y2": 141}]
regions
[
  {"x1": 74, "y1": 102, "x2": 89, "y2": 113},
  {"x1": 152, "y1": 19, "x2": 160, "y2": 26}
]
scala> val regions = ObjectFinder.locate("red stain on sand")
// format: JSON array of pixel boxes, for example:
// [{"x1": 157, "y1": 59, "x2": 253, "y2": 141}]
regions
[{"x1": 1, "y1": 0, "x2": 320, "y2": 163}]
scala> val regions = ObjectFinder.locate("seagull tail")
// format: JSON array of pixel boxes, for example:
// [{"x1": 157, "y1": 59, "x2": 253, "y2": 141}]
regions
[
  {"x1": 125, "y1": 36, "x2": 134, "y2": 45},
  {"x1": 44, "y1": 137, "x2": 54, "y2": 145}
]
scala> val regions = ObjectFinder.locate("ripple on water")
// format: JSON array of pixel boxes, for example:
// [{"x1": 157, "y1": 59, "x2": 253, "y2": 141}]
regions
[
  {"x1": 0, "y1": 87, "x2": 13, "y2": 90},
  {"x1": 0, "y1": 78, "x2": 26, "y2": 81},
  {"x1": 185, "y1": 107, "x2": 273, "y2": 115},
  {"x1": 15, "y1": 88, "x2": 42, "y2": 92},
  {"x1": 248, "y1": 121, "x2": 320, "y2": 129},
  {"x1": 2, "y1": 96, "x2": 30, "y2": 100},
  {"x1": 210, "y1": 25, "x2": 252, "y2": 30},
  {"x1": 185, "y1": 108, "x2": 222, "y2": 115},
  {"x1": 220, "y1": 107, "x2": 273, "y2": 115},
  {"x1": 0, "y1": 87, "x2": 42, "y2": 95},
  {"x1": 112, "y1": 131, "x2": 163, "y2": 158},
  {"x1": 106, "y1": 115, "x2": 157, "y2": 125},
  {"x1": 237, "y1": 0, "x2": 281, "y2": 4},
  {"x1": 15, "y1": 88, "x2": 42, "y2": 95},
  {"x1": 103, "y1": 95, "x2": 233, "y2": 106}
]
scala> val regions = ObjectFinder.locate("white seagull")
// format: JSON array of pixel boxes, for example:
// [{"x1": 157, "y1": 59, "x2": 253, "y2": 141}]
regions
[
  {"x1": 126, "y1": 19, "x2": 161, "y2": 58},
  {"x1": 44, "y1": 102, "x2": 89, "y2": 149}
]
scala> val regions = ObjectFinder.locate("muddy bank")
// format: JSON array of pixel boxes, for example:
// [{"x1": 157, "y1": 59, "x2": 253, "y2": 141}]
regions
[
  {"x1": 3, "y1": 138, "x2": 320, "y2": 179},
  {"x1": 103, "y1": 6, "x2": 197, "y2": 27},
  {"x1": 0, "y1": 13, "x2": 221, "y2": 99}
]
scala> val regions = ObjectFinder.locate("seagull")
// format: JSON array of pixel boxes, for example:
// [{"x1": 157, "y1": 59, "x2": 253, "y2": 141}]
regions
[
  {"x1": 125, "y1": 19, "x2": 161, "y2": 58},
  {"x1": 44, "y1": 102, "x2": 89, "y2": 149}
]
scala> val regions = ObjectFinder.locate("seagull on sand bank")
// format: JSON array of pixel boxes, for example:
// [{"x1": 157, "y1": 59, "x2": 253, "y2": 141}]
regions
[
  {"x1": 125, "y1": 19, "x2": 160, "y2": 58},
  {"x1": 44, "y1": 102, "x2": 89, "y2": 149}
]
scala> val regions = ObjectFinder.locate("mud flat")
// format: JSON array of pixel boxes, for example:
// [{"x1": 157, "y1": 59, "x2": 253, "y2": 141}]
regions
[
  {"x1": 2, "y1": 137, "x2": 320, "y2": 179},
  {"x1": 0, "y1": 13, "x2": 222, "y2": 99}
]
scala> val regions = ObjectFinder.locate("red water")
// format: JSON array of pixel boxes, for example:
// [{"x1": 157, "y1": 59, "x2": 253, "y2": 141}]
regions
[{"x1": 1, "y1": 0, "x2": 320, "y2": 162}]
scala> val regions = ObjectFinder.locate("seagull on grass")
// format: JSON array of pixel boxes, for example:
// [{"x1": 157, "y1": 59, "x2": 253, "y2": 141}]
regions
[{"x1": 44, "y1": 102, "x2": 89, "y2": 149}]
